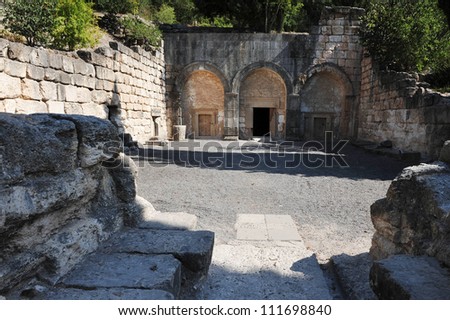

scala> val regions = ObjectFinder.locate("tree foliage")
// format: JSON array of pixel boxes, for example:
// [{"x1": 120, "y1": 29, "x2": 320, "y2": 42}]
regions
[
  {"x1": 52, "y1": 0, "x2": 101, "y2": 50},
  {"x1": 121, "y1": 15, "x2": 162, "y2": 48},
  {"x1": 3, "y1": 0, "x2": 57, "y2": 46},
  {"x1": 360, "y1": 0, "x2": 450, "y2": 73},
  {"x1": 93, "y1": 0, "x2": 139, "y2": 14}
]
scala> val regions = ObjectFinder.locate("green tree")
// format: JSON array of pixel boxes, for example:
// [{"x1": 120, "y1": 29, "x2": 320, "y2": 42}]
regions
[
  {"x1": 52, "y1": 0, "x2": 101, "y2": 50},
  {"x1": 121, "y1": 15, "x2": 162, "y2": 48},
  {"x1": 94, "y1": 0, "x2": 138, "y2": 14},
  {"x1": 155, "y1": 3, "x2": 177, "y2": 24},
  {"x1": 3, "y1": 0, "x2": 57, "y2": 46}
]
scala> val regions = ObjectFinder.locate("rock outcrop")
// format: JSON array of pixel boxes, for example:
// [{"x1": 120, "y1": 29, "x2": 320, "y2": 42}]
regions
[
  {"x1": 369, "y1": 141, "x2": 450, "y2": 299},
  {"x1": 0, "y1": 113, "x2": 214, "y2": 299}
]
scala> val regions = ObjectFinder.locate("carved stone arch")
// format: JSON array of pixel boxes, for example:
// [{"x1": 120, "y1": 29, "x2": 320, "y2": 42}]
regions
[
  {"x1": 234, "y1": 63, "x2": 292, "y2": 140},
  {"x1": 231, "y1": 62, "x2": 294, "y2": 95},
  {"x1": 175, "y1": 61, "x2": 231, "y2": 93},
  {"x1": 299, "y1": 63, "x2": 355, "y2": 139}
]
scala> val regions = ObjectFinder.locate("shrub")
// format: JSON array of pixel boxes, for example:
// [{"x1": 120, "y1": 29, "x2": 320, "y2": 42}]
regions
[
  {"x1": 121, "y1": 15, "x2": 162, "y2": 49},
  {"x1": 155, "y1": 4, "x2": 177, "y2": 24},
  {"x1": 94, "y1": 0, "x2": 138, "y2": 14},
  {"x1": 52, "y1": 0, "x2": 101, "y2": 50},
  {"x1": 3, "y1": 0, "x2": 57, "y2": 46}
]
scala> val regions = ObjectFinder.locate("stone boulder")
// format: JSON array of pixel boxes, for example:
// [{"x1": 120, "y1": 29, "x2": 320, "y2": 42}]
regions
[{"x1": 370, "y1": 162, "x2": 450, "y2": 267}]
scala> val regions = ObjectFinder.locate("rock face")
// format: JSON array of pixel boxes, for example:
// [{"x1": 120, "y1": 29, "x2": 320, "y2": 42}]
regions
[
  {"x1": 369, "y1": 144, "x2": 450, "y2": 299},
  {"x1": 0, "y1": 114, "x2": 130, "y2": 293},
  {"x1": 370, "y1": 162, "x2": 450, "y2": 267}
]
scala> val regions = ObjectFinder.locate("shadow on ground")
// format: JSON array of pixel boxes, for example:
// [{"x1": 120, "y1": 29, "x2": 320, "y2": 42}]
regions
[{"x1": 131, "y1": 143, "x2": 412, "y2": 181}]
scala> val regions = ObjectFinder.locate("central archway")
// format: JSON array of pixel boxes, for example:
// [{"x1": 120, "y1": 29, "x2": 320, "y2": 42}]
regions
[
  {"x1": 181, "y1": 70, "x2": 225, "y2": 139},
  {"x1": 239, "y1": 68, "x2": 287, "y2": 140}
]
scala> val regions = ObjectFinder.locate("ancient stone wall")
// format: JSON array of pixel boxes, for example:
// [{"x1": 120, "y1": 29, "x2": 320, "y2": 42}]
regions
[
  {"x1": 164, "y1": 6, "x2": 364, "y2": 141},
  {"x1": 0, "y1": 38, "x2": 167, "y2": 144},
  {"x1": 0, "y1": 113, "x2": 143, "y2": 295},
  {"x1": 358, "y1": 55, "x2": 450, "y2": 159}
]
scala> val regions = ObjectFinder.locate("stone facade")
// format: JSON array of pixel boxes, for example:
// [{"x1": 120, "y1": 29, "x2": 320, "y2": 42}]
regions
[
  {"x1": 358, "y1": 54, "x2": 450, "y2": 159},
  {"x1": 0, "y1": 38, "x2": 167, "y2": 145},
  {"x1": 164, "y1": 6, "x2": 364, "y2": 141}
]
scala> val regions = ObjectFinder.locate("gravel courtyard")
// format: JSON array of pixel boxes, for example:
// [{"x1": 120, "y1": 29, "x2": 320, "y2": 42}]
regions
[{"x1": 133, "y1": 141, "x2": 409, "y2": 298}]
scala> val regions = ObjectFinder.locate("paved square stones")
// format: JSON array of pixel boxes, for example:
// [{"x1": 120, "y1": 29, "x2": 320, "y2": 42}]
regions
[{"x1": 235, "y1": 214, "x2": 301, "y2": 241}]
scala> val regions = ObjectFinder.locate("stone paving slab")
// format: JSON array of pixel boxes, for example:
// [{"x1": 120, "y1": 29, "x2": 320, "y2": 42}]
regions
[
  {"x1": 101, "y1": 229, "x2": 214, "y2": 273},
  {"x1": 139, "y1": 212, "x2": 198, "y2": 230},
  {"x1": 59, "y1": 253, "x2": 182, "y2": 297},
  {"x1": 196, "y1": 241, "x2": 332, "y2": 300},
  {"x1": 235, "y1": 214, "x2": 301, "y2": 241},
  {"x1": 42, "y1": 288, "x2": 174, "y2": 300}
]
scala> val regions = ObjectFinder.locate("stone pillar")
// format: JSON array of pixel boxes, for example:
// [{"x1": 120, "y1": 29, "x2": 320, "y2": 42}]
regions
[
  {"x1": 224, "y1": 92, "x2": 239, "y2": 139},
  {"x1": 286, "y1": 93, "x2": 300, "y2": 140}
]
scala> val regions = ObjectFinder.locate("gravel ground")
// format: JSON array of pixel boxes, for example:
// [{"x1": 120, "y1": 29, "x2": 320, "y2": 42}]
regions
[{"x1": 134, "y1": 141, "x2": 407, "y2": 263}]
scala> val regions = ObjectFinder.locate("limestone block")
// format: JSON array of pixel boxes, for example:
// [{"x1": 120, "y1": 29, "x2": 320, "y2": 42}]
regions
[
  {"x1": 7, "y1": 42, "x2": 32, "y2": 63},
  {"x1": 62, "y1": 56, "x2": 74, "y2": 73},
  {"x1": 15, "y1": 99, "x2": 48, "y2": 114},
  {"x1": 0, "y1": 38, "x2": 9, "y2": 57},
  {"x1": 77, "y1": 50, "x2": 111, "y2": 68},
  {"x1": 57, "y1": 84, "x2": 66, "y2": 101},
  {"x1": 73, "y1": 59, "x2": 91, "y2": 75},
  {"x1": 102, "y1": 154, "x2": 137, "y2": 203},
  {"x1": 0, "y1": 57, "x2": 4, "y2": 72},
  {"x1": 96, "y1": 66, "x2": 115, "y2": 82},
  {"x1": 48, "y1": 54, "x2": 63, "y2": 70},
  {"x1": 103, "y1": 229, "x2": 215, "y2": 274},
  {"x1": 65, "y1": 85, "x2": 91, "y2": 103},
  {"x1": 40, "y1": 81, "x2": 58, "y2": 101},
  {"x1": 0, "y1": 73, "x2": 22, "y2": 99},
  {"x1": 47, "y1": 101, "x2": 65, "y2": 114},
  {"x1": 370, "y1": 255, "x2": 450, "y2": 299},
  {"x1": 58, "y1": 71, "x2": 72, "y2": 85},
  {"x1": 4, "y1": 99, "x2": 17, "y2": 113},
  {"x1": 65, "y1": 102, "x2": 83, "y2": 114},
  {"x1": 0, "y1": 114, "x2": 78, "y2": 183},
  {"x1": 26, "y1": 65, "x2": 45, "y2": 81},
  {"x1": 91, "y1": 90, "x2": 110, "y2": 104},
  {"x1": 81, "y1": 103, "x2": 108, "y2": 119},
  {"x1": 59, "y1": 253, "x2": 182, "y2": 297},
  {"x1": 4, "y1": 59, "x2": 27, "y2": 78},
  {"x1": 50, "y1": 114, "x2": 121, "y2": 167},
  {"x1": 44, "y1": 68, "x2": 58, "y2": 81},
  {"x1": 72, "y1": 74, "x2": 96, "y2": 89},
  {"x1": 332, "y1": 26, "x2": 344, "y2": 35},
  {"x1": 30, "y1": 49, "x2": 49, "y2": 67},
  {"x1": 22, "y1": 79, "x2": 42, "y2": 100}
]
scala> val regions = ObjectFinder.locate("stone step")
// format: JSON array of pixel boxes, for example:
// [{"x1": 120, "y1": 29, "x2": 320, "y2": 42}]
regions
[
  {"x1": 41, "y1": 288, "x2": 174, "y2": 300},
  {"x1": 101, "y1": 229, "x2": 214, "y2": 274},
  {"x1": 58, "y1": 253, "x2": 182, "y2": 297},
  {"x1": 330, "y1": 253, "x2": 377, "y2": 300},
  {"x1": 370, "y1": 255, "x2": 450, "y2": 299},
  {"x1": 139, "y1": 211, "x2": 198, "y2": 230}
]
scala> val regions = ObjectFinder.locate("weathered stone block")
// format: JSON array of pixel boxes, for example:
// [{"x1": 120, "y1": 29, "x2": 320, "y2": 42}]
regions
[
  {"x1": 7, "y1": 42, "x2": 32, "y2": 63},
  {"x1": 40, "y1": 81, "x2": 58, "y2": 101},
  {"x1": 370, "y1": 255, "x2": 450, "y2": 299},
  {"x1": 96, "y1": 66, "x2": 116, "y2": 82},
  {"x1": 0, "y1": 73, "x2": 22, "y2": 99},
  {"x1": 26, "y1": 65, "x2": 45, "y2": 81},
  {"x1": 15, "y1": 100, "x2": 47, "y2": 114},
  {"x1": 59, "y1": 253, "x2": 182, "y2": 296},
  {"x1": 4, "y1": 60, "x2": 27, "y2": 78},
  {"x1": 62, "y1": 56, "x2": 74, "y2": 73},
  {"x1": 64, "y1": 102, "x2": 83, "y2": 114},
  {"x1": 81, "y1": 103, "x2": 108, "y2": 119},
  {"x1": 103, "y1": 229, "x2": 214, "y2": 274},
  {"x1": 44, "y1": 68, "x2": 58, "y2": 81},
  {"x1": 47, "y1": 101, "x2": 65, "y2": 114},
  {"x1": 22, "y1": 79, "x2": 42, "y2": 100},
  {"x1": 0, "y1": 114, "x2": 78, "y2": 183},
  {"x1": 48, "y1": 54, "x2": 64, "y2": 70},
  {"x1": 50, "y1": 114, "x2": 121, "y2": 167},
  {"x1": 65, "y1": 85, "x2": 91, "y2": 103},
  {"x1": 30, "y1": 49, "x2": 49, "y2": 67},
  {"x1": 73, "y1": 59, "x2": 90, "y2": 75},
  {"x1": 439, "y1": 141, "x2": 450, "y2": 164},
  {"x1": 91, "y1": 90, "x2": 110, "y2": 104},
  {"x1": 102, "y1": 154, "x2": 137, "y2": 202}
]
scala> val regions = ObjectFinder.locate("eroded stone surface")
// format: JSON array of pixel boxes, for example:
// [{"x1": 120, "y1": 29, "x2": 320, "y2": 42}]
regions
[
  {"x1": 102, "y1": 229, "x2": 214, "y2": 273},
  {"x1": 370, "y1": 255, "x2": 450, "y2": 300},
  {"x1": 60, "y1": 253, "x2": 182, "y2": 296},
  {"x1": 41, "y1": 288, "x2": 174, "y2": 300}
]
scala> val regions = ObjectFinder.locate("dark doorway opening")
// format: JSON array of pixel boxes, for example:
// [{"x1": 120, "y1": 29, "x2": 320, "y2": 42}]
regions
[
  {"x1": 253, "y1": 108, "x2": 271, "y2": 136},
  {"x1": 313, "y1": 117, "x2": 327, "y2": 140}
]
